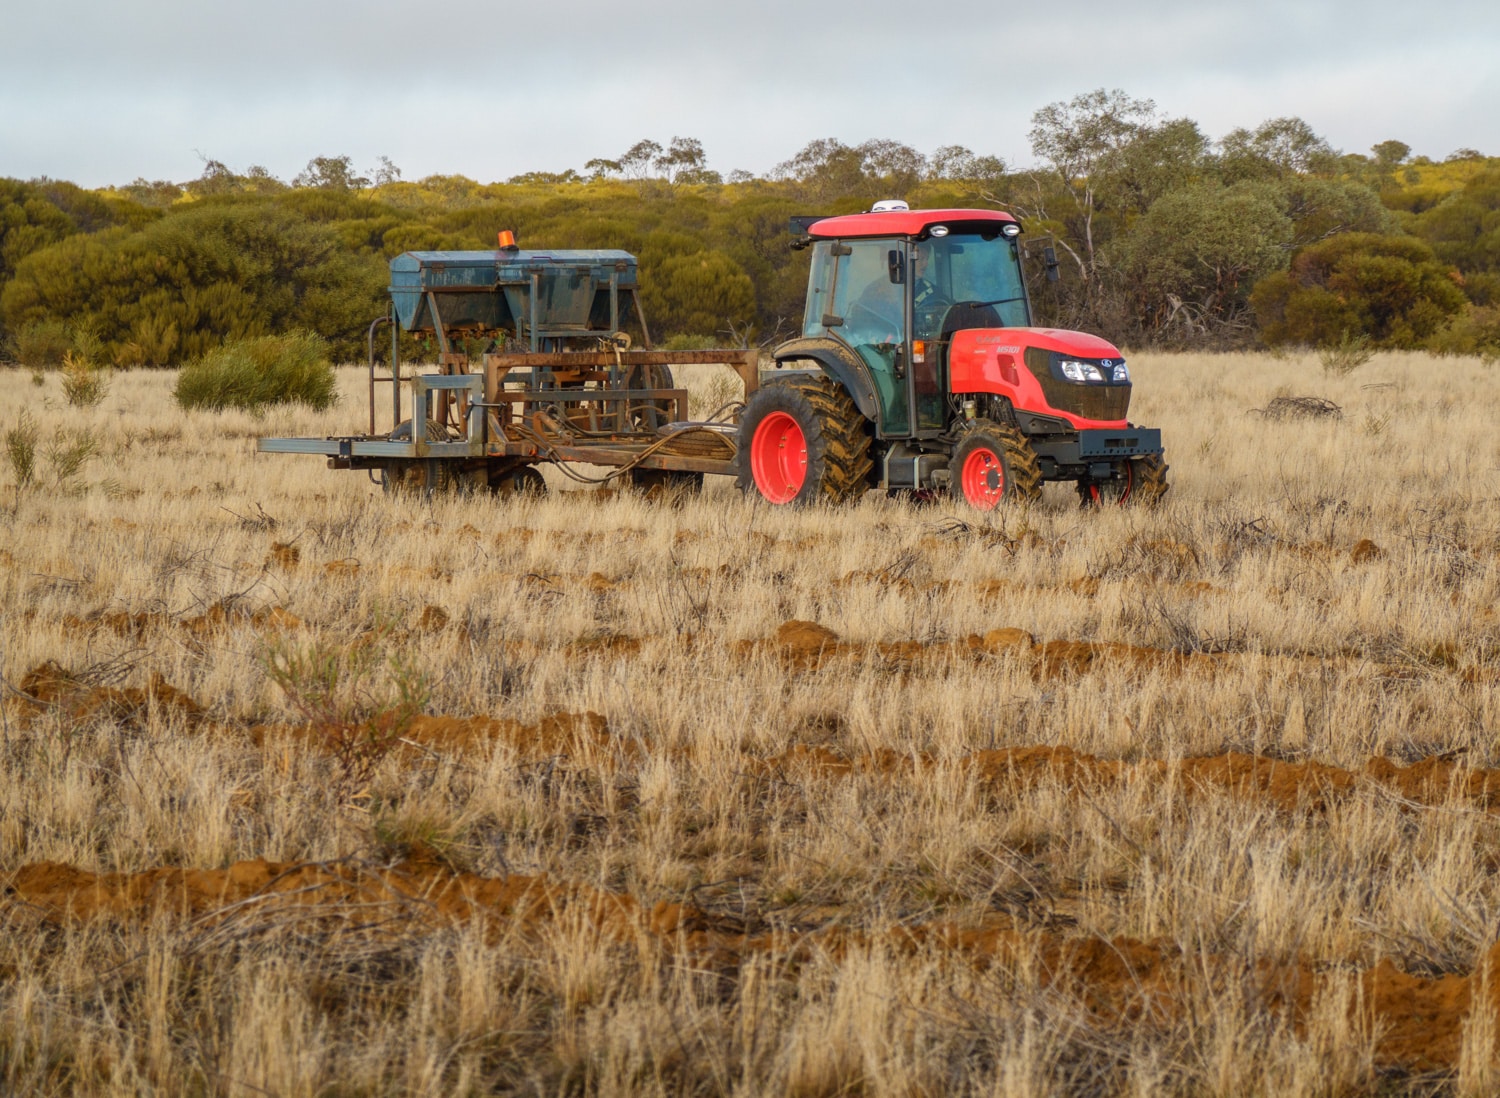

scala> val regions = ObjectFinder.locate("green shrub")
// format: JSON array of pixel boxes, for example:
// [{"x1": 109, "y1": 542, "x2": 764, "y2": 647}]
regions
[
  {"x1": 2, "y1": 203, "x2": 386, "y2": 365},
  {"x1": 175, "y1": 331, "x2": 337, "y2": 412},
  {"x1": 1251, "y1": 232, "x2": 1468, "y2": 348},
  {"x1": 5, "y1": 411, "x2": 38, "y2": 490},
  {"x1": 1319, "y1": 331, "x2": 1374, "y2": 375},
  {"x1": 659, "y1": 333, "x2": 719, "y2": 351},
  {"x1": 640, "y1": 251, "x2": 756, "y2": 341},
  {"x1": 7, "y1": 319, "x2": 72, "y2": 367}
]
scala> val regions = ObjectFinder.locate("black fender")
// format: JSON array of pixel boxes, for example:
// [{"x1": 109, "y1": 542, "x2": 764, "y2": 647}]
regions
[{"x1": 771, "y1": 337, "x2": 882, "y2": 430}]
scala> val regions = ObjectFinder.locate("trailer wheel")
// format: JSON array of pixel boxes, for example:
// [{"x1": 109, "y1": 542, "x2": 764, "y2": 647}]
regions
[
  {"x1": 951, "y1": 420, "x2": 1042, "y2": 511},
  {"x1": 735, "y1": 375, "x2": 872, "y2": 505},
  {"x1": 626, "y1": 468, "x2": 703, "y2": 496},
  {"x1": 1076, "y1": 454, "x2": 1169, "y2": 507},
  {"x1": 381, "y1": 420, "x2": 460, "y2": 496},
  {"x1": 491, "y1": 465, "x2": 547, "y2": 498},
  {"x1": 382, "y1": 460, "x2": 458, "y2": 496},
  {"x1": 621, "y1": 363, "x2": 677, "y2": 432}
]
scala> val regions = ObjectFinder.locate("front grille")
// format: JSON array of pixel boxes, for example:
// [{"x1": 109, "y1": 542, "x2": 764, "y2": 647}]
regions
[{"x1": 1023, "y1": 349, "x2": 1131, "y2": 422}]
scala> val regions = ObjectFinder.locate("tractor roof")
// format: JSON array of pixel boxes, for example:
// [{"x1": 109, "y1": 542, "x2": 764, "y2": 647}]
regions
[{"x1": 807, "y1": 208, "x2": 1019, "y2": 239}]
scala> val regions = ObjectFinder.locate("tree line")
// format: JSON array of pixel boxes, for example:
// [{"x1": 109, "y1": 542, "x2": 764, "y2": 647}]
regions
[{"x1": 2, "y1": 88, "x2": 1496, "y2": 368}]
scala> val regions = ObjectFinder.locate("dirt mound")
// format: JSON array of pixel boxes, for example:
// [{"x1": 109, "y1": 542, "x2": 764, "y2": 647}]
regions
[
  {"x1": 748, "y1": 618, "x2": 1500, "y2": 682},
  {"x1": 970, "y1": 745, "x2": 1500, "y2": 812},
  {"x1": 6, "y1": 851, "x2": 1496, "y2": 1069},
  {"x1": 753, "y1": 741, "x2": 1500, "y2": 814},
  {"x1": 745, "y1": 619, "x2": 1213, "y2": 678},
  {"x1": 1, "y1": 849, "x2": 733, "y2": 956},
  {"x1": 62, "y1": 602, "x2": 301, "y2": 639},
  {"x1": 14, "y1": 661, "x2": 208, "y2": 730},
  {"x1": 266, "y1": 541, "x2": 300, "y2": 570}
]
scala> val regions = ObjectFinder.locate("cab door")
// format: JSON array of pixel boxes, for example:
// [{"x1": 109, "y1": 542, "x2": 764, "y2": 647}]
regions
[{"x1": 824, "y1": 239, "x2": 909, "y2": 436}]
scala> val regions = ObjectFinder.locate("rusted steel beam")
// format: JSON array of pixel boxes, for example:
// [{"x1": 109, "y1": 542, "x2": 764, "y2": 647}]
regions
[{"x1": 486, "y1": 351, "x2": 755, "y2": 367}]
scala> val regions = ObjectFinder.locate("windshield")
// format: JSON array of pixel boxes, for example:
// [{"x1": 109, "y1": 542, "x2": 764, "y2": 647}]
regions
[{"x1": 912, "y1": 231, "x2": 1030, "y2": 341}]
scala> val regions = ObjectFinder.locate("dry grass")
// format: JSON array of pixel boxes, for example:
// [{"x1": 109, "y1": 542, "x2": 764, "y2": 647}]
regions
[{"x1": 2, "y1": 350, "x2": 1500, "y2": 1095}]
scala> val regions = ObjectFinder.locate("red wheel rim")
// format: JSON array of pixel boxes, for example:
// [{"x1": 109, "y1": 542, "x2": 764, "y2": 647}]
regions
[
  {"x1": 960, "y1": 447, "x2": 1005, "y2": 510},
  {"x1": 750, "y1": 411, "x2": 807, "y2": 504}
]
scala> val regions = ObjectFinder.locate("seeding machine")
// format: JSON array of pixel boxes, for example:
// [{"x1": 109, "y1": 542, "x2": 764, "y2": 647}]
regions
[{"x1": 258, "y1": 206, "x2": 1168, "y2": 508}]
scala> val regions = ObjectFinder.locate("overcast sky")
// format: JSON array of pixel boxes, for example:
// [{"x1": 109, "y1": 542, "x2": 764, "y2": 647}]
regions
[{"x1": 2, "y1": 0, "x2": 1497, "y2": 188}]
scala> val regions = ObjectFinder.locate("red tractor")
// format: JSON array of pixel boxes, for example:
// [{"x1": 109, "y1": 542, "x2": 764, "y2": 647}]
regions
[{"x1": 737, "y1": 205, "x2": 1167, "y2": 508}]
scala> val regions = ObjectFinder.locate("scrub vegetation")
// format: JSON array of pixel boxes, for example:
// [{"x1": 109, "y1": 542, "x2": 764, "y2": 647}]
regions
[
  {"x1": 2, "y1": 92, "x2": 1498, "y2": 368},
  {"x1": 5, "y1": 351, "x2": 1500, "y2": 1094},
  {"x1": 174, "y1": 330, "x2": 337, "y2": 413}
]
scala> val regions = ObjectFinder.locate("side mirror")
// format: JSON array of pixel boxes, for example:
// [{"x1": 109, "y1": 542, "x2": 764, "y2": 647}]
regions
[
  {"x1": 888, "y1": 249, "x2": 905, "y2": 284},
  {"x1": 1044, "y1": 246, "x2": 1060, "y2": 283}
]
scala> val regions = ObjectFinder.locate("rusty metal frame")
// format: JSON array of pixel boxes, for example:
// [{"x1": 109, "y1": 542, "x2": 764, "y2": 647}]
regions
[{"x1": 264, "y1": 344, "x2": 757, "y2": 483}]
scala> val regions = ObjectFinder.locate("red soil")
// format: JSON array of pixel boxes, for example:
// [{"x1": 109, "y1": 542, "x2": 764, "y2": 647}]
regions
[
  {"x1": 62, "y1": 602, "x2": 301, "y2": 640},
  {"x1": 761, "y1": 742, "x2": 1500, "y2": 813},
  {"x1": 15, "y1": 661, "x2": 208, "y2": 730},
  {"x1": 4, "y1": 849, "x2": 1493, "y2": 1070}
]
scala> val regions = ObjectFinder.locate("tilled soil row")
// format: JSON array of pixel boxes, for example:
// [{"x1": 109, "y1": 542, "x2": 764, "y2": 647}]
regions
[
  {"x1": 2, "y1": 847, "x2": 1492, "y2": 1070},
  {"x1": 38, "y1": 597, "x2": 1497, "y2": 682},
  {"x1": 14, "y1": 657, "x2": 1500, "y2": 814}
]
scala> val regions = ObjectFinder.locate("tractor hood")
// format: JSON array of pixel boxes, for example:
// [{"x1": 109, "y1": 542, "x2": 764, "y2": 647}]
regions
[
  {"x1": 973, "y1": 327, "x2": 1124, "y2": 359},
  {"x1": 949, "y1": 327, "x2": 1132, "y2": 430}
]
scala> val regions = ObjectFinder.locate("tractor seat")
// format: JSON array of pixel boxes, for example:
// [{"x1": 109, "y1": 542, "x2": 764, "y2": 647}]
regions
[{"x1": 939, "y1": 301, "x2": 1003, "y2": 340}]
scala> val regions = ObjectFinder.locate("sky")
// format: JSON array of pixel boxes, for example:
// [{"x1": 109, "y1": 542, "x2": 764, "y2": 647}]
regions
[{"x1": 2, "y1": 0, "x2": 1497, "y2": 189}]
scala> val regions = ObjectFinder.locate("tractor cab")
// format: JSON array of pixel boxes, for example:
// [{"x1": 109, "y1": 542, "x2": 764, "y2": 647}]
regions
[{"x1": 798, "y1": 208, "x2": 1030, "y2": 438}]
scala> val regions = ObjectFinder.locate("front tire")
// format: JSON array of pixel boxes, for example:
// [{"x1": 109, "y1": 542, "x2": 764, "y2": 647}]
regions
[
  {"x1": 951, "y1": 419, "x2": 1042, "y2": 511},
  {"x1": 735, "y1": 375, "x2": 872, "y2": 505},
  {"x1": 1076, "y1": 454, "x2": 1169, "y2": 507}
]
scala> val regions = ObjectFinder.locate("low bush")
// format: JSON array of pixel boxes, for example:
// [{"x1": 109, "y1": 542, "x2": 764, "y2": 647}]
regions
[
  {"x1": 1319, "y1": 331, "x2": 1374, "y2": 375},
  {"x1": 60, "y1": 352, "x2": 110, "y2": 407},
  {"x1": 175, "y1": 331, "x2": 337, "y2": 413}
]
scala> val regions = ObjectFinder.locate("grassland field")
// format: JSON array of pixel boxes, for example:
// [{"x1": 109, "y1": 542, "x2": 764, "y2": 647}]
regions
[{"x1": 4, "y1": 350, "x2": 1500, "y2": 1095}]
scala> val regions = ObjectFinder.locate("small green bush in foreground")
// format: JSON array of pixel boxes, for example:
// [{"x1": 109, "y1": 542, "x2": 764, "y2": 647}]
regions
[{"x1": 175, "y1": 332, "x2": 338, "y2": 412}]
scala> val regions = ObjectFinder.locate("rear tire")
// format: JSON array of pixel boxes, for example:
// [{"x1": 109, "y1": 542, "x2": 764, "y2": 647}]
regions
[
  {"x1": 1076, "y1": 454, "x2": 1169, "y2": 507},
  {"x1": 951, "y1": 419, "x2": 1042, "y2": 511},
  {"x1": 735, "y1": 375, "x2": 873, "y2": 505}
]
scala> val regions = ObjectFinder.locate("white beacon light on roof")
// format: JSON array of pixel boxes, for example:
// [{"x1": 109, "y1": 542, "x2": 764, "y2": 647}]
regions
[{"x1": 870, "y1": 199, "x2": 910, "y2": 212}]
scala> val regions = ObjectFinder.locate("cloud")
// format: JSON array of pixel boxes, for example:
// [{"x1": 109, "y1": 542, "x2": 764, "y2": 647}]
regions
[{"x1": 2, "y1": 0, "x2": 1496, "y2": 185}]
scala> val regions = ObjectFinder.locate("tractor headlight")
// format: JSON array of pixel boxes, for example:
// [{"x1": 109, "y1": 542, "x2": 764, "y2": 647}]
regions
[
  {"x1": 1112, "y1": 362, "x2": 1130, "y2": 382},
  {"x1": 1059, "y1": 360, "x2": 1105, "y2": 382}
]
